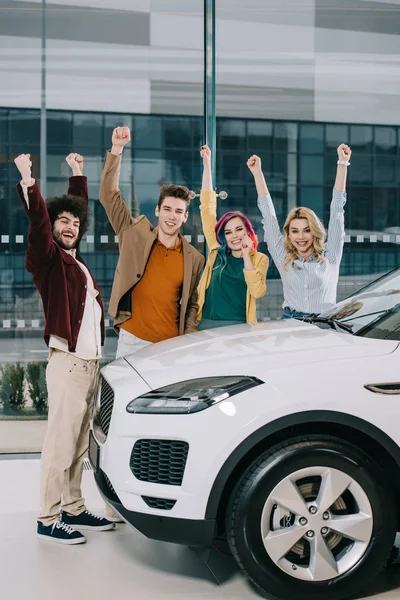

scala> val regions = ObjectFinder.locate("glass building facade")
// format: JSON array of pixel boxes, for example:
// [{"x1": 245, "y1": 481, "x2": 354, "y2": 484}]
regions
[{"x1": 1, "y1": 0, "x2": 400, "y2": 451}]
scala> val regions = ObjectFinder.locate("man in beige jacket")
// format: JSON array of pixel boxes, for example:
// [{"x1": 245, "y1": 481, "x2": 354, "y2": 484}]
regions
[{"x1": 100, "y1": 126, "x2": 205, "y2": 359}]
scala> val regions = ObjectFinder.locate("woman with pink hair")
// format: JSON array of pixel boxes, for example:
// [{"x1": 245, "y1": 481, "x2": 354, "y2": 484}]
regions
[{"x1": 196, "y1": 145, "x2": 269, "y2": 330}]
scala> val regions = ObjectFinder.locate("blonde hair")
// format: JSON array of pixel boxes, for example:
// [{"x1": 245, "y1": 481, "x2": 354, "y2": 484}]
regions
[{"x1": 283, "y1": 207, "x2": 326, "y2": 269}]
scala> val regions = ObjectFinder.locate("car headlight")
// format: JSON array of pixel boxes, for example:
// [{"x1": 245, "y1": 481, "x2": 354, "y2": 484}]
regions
[{"x1": 126, "y1": 375, "x2": 263, "y2": 414}]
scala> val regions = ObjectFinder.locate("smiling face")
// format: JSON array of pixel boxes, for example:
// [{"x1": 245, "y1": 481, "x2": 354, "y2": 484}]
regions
[
  {"x1": 52, "y1": 211, "x2": 80, "y2": 250},
  {"x1": 223, "y1": 216, "x2": 248, "y2": 253},
  {"x1": 155, "y1": 196, "x2": 188, "y2": 238},
  {"x1": 288, "y1": 217, "x2": 315, "y2": 259}
]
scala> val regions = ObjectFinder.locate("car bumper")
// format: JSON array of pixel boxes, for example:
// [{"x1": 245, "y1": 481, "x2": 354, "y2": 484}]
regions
[{"x1": 93, "y1": 464, "x2": 216, "y2": 546}]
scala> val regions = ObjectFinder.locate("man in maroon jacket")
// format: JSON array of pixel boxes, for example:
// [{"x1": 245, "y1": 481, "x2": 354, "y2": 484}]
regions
[{"x1": 14, "y1": 152, "x2": 115, "y2": 544}]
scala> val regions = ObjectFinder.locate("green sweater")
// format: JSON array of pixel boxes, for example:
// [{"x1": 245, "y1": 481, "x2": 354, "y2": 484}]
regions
[{"x1": 202, "y1": 252, "x2": 247, "y2": 321}]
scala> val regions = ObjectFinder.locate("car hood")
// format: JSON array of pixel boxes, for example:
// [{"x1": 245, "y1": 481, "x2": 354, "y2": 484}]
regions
[{"x1": 124, "y1": 320, "x2": 398, "y2": 389}]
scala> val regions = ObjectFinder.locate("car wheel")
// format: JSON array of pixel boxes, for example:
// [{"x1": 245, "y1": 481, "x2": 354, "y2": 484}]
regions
[{"x1": 226, "y1": 435, "x2": 397, "y2": 600}]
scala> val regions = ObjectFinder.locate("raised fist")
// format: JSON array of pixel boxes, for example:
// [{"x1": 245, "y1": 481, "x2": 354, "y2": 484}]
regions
[
  {"x1": 200, "y1": 144, "x2": 211, "y2": 167},
  {"x1": 337, "y1": 144, "x2": 352, "y2": 162},
  {"x1": 241, "y1": 233, "x2": 253, "y2": 257},
  {"x1": 66, "y1": 153, "x2": 84, "y2": 176},
  {"x1": 247, "y1": 155, "x2": 262, "y2": 175},
  {"x1": 112, "y1": 126, "x2": 131, "y2": 148},
  {"x1": 14, "y1": 154, "x2": 32, "y2": 182}
]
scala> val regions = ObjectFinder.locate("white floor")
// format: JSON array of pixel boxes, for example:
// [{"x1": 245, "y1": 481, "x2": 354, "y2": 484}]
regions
[{"x1": 1, "y1": 459, "x2": 400, "y2": 600}]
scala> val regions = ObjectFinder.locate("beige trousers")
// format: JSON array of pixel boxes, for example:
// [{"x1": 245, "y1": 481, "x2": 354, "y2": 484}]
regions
[
  {"x1": 105, "y1": 330, "x2": 153, "y2": 520},
  {"x1": 38, "y1": 350, "x2": 98, "y2": 526}
]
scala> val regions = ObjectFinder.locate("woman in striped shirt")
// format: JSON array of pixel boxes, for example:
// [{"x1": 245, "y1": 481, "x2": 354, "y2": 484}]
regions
[{"x1": 248, "y1": 144, "x2": 351, "y2": 319}]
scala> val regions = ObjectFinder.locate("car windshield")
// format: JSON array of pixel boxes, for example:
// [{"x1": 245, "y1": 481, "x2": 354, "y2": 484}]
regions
[{"x1": 317, "y1": 267, "x2": 400, "y2": 338}]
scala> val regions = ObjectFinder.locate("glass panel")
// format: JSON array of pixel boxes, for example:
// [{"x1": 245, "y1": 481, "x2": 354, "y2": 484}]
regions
[
  {"x1": 73, "y1": 113, "x2": 103, "y2": 148},
  {"x1": 300, "y1": 187, "x2": 324, "y2": 216},
  {"x1": 274, "y1": 122, "x2": 298, "y2": 153},
  {"x1": 10, "y1": 109, "x2": 41, "y2": 146},
  {"x1": 373, "y1": 188, "x2": 399, "y2": 232},
  {"x1": 300, "y1": 156, "x2": 324, "y2": 185},
  {"x1": 218, "y1": 151, "x2": 245, "y2": 184},
  {"x1": 0, "y1": 109, "x2": 9, "y2": 152},
  {"x1": 164, "y1": 117, "x2": 194, "y2": 149},
  {"x1": 133, "y1": 115, "x2": 163, "y2": 150},
  {"x1": 348, "y1": 187, "x2": 374, "y2": 231},
  {"x1": 218, "y1": 119, "x2": 246, "y2": 150},
  {"x1": 326, "y1": 124, "x2": 349, "y2": 149},
  {"x1": 375, "y1": 155, "x2": 397, "y2": 184},
  {"x1": 164, "y1": 150, "x2": 197, "y2": 186},
  {"x1": 300, "y1": 123, "x2": 324, "y2": 154},
  {"x1": 47, "y1": 112, "x2": 72, "y2": 147},
  {"x1": 247, "y1": 121, "x2": 273, "y2": 151},
  {"x1": 350, "y1": 125, "x2": 373, "y2": 153},
  {"x1": 374, "y1": 127, "x2": 397, "y2": 155},
  {"x1": 351, "y1": 155, "x2": 373, "y2": 184}
]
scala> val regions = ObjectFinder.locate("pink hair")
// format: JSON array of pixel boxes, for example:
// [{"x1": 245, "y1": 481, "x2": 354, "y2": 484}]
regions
[{"x1": 215, "y1": 211, "x2": 258, "y2": 250}]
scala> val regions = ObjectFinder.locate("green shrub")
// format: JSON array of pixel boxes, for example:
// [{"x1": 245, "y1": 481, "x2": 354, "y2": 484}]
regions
[
  {"x1": 0, "y1": 362, "x2": 26, "y2": 414},
  {"x1": 26, "y1": 362, "x2": 48, "y2": 415}
]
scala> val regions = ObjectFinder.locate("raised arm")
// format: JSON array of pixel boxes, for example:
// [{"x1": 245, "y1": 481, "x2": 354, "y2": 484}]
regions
[
  {"x1": 199, "y1": 145, "x2": 219, "y2": 250},
  {"x1": 14, "y1": 154, "x2": 55, "y2": 268},
  {"x1": 326, "y1": 144, "x2": 351, "y2": 264},
  {"x1": 99, "y1": 126, "x2": 133, "y2": 235},
  {"x1": 66, "y1": 152, "x2": 88, "y2": 200},
  {"x1": 243, "y1": 252, "x2": 269, "y2": 299},
  {"x1": 247, "y1": 155, "x2": 286, "y2": 267}
]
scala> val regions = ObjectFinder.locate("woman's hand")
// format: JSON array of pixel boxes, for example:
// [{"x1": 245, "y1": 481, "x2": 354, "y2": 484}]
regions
[
  {"x1": 200, "y1": 145, "x2": 213, "y2": 190},
  {"x1": 242, "y1": 234, "x2": 256, "y2": 271},
  {"x1": 200, "y1": 145, "x2": 211, "y2": 167},
  {"x1": 241, "y1": 234, "x2": 253, "y2": 257},
  {"x1": 247, "y1": 155, "x2": 262, "y2": 175},
  {"x1": 337, "y1": 143, "x2": 351, "y2": 162},
  {"x1": 334, "y1": 144, "x2": 351, "y2": 191}
]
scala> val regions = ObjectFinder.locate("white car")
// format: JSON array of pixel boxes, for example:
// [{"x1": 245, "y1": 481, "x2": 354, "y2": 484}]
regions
[{"x1": 90, "y1": 267, "x2": 400, "y2": 600}]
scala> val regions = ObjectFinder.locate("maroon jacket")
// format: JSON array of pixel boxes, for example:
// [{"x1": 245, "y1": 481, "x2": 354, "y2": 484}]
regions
[{"x1": 17, "y1": 176, "x2": 105, "y2": 352}]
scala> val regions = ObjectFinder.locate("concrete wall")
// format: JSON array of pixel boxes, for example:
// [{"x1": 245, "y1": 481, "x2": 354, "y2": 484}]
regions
[{"x1": 1, "y1": 0, "x2": 399, "y2": 124}]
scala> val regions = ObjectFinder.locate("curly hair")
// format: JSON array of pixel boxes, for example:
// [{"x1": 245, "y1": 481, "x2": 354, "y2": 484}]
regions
[
  {"x1": 283, "y1": 206, "x2": 326, "y2": 269},
  {"x1": 46, "y1": 195, "x2": 90, "y2": 245}
]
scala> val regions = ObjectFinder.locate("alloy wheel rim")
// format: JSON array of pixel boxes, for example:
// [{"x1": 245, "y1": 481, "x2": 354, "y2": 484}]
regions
[{"x1": 260, "y1": 466, "x2": 373, "y2": 582}]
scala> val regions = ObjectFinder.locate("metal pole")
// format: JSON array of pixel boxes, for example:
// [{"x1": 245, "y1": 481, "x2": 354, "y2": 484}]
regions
[
  {"x1": 204, "y1": 0, "x2": 216, "y2": 180},
  {"x1": 40, "y1": 0, "x2": 47, "y2": 197}
]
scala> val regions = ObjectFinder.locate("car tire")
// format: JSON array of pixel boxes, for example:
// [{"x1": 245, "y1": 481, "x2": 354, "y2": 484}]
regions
[{"x1": 226, "y1": 435, "x2": 397, "y2": 600}]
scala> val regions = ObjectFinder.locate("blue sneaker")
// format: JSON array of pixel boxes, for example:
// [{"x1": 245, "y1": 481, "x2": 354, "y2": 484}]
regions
[
  {"x1": 37, "y1": 519, "x2": 86, "y2": 545},
  {"x1": 61, "y1": 509, "x2": 116, "y2": 531}
]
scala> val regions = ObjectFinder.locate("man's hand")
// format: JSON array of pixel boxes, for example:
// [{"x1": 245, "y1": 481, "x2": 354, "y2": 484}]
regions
[
  {"x1": 337, "y1": 143, "x2": 352, "y2": 162},
  {"x1": 14, "y1": 154, "x2": 33, "y2": 185},
  {"x1": 66, "y1": 153, "x2": 84, "y2": 176},
  {"x1": 200, "y1": 145, "x2": 211, "y2": 168},
  {"x1": 111, "y1": 127, "x2": 131, "y2": 156},
  {"x1": 247, "y1": 155, "x2": 262, "y2": 175}
]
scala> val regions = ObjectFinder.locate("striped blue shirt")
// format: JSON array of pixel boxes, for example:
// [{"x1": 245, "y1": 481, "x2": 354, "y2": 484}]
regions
[{"x1": 257, "y1": 190, "x2": 347, "y2": 314}]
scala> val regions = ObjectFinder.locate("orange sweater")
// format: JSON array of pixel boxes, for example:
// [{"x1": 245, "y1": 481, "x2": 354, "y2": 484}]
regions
[{"x1": 120, "y1": 239, "x2": 184, "y2": 342}]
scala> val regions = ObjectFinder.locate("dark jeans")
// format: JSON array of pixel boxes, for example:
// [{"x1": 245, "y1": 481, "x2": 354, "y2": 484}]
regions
[
  {"x1": 198, "y1": 318, "x2": 246, "y2": 331},
  {"x1": 281, "y1": 307, "x2": 312, "y2": 320}
]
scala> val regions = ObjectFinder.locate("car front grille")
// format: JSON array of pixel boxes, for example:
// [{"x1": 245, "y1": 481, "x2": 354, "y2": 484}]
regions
[
  {"x1": 141, "y1": 496, "x2": 177, "y2": 510},
  {"x1": 130, "y1": 439, "x2": 189, "y2": 486},
  {"x1": 99, "y1": 376, "x2": 114, "y2": 437}
]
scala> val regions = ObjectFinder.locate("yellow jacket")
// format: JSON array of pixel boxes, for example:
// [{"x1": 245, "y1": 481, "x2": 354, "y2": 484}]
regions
[{"x1": 196, "y1": 190, "x2": 269, "y2": 324}]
